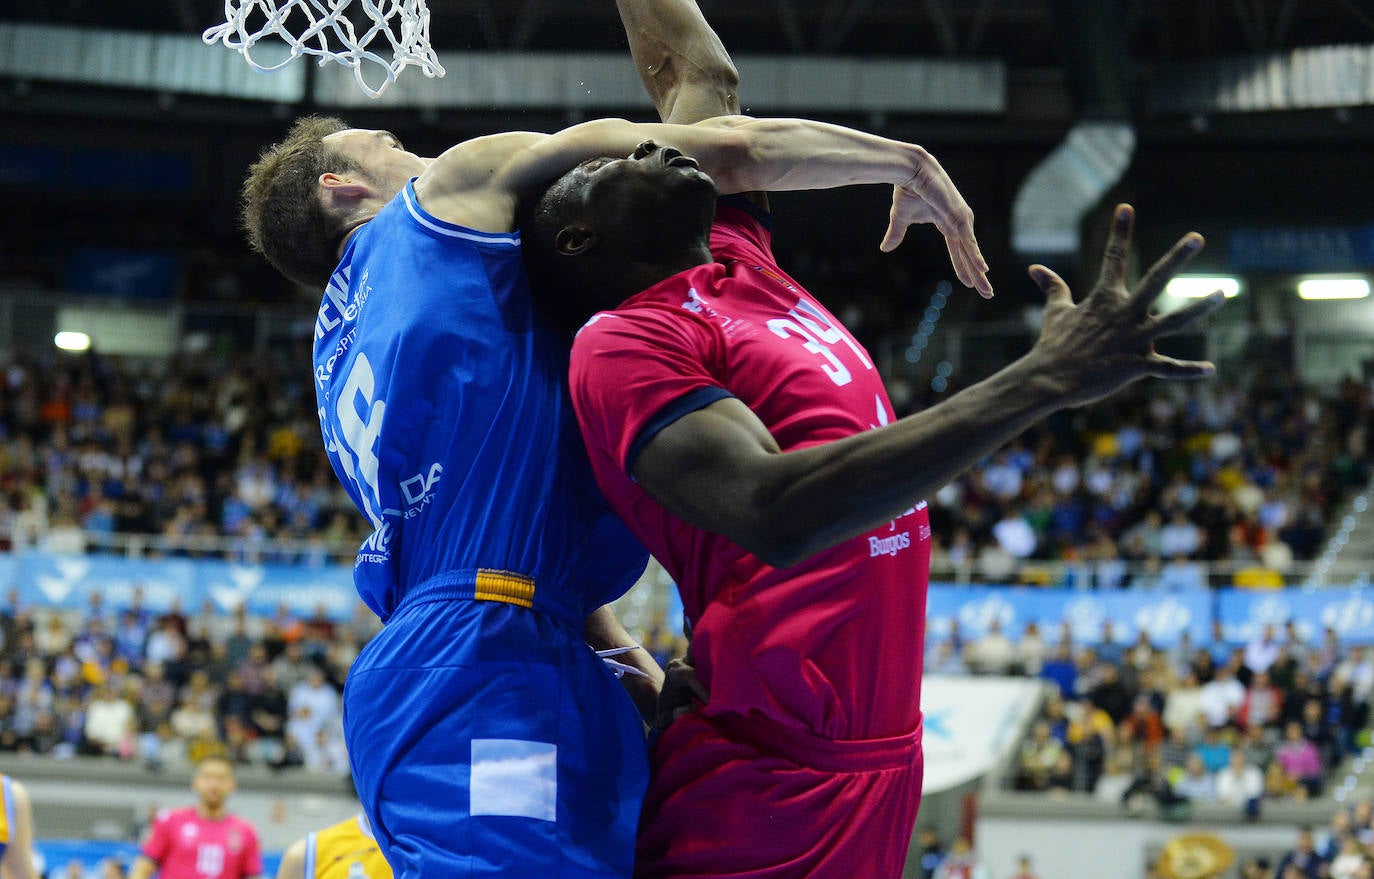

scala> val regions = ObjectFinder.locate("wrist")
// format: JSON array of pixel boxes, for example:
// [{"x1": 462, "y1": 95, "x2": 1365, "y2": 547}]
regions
[
  {"x1": 895, "y1": 144, "x2": 934, "y2": 189},
  {"x1": 997, "y1": 352, "x2": 1073, "y2": 418}
]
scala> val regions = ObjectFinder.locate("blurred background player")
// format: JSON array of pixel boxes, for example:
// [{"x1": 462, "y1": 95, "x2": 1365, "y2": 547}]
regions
[
  {"x1": 275, "y1": 813, "x2": 389, "y2": 879},
  {"x1": 0, "y1": 775, "x2": 38, "y2": 879},
  {"x1": 129, "y1": 756, "x2": 263, "y2": 879}
]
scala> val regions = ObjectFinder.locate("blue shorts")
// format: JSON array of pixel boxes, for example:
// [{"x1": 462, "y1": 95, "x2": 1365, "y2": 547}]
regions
[{"x1": 343, "y1": 591, "x2": 649, "y2": 878}]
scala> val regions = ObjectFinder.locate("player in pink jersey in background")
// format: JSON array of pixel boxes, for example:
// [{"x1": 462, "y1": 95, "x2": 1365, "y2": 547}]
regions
[{"x1": 130, "y1": 756, "x2": 263, "y2": 879}]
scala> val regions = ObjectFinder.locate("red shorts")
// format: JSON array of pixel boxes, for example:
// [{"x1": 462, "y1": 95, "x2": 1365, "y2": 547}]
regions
[{"x1": 635, "y1": 710, "x2": 924, "y2": 879}]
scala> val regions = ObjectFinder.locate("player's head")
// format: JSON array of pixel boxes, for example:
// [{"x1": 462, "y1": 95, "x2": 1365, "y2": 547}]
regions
[
  {"x1": 242, "y1": 116, "x2": 426, "y2": 289},
  {"x1": 192, "y1": 754, "x2": 237, "y2": 811},
  {"x1": 522, "y1": 140, "x2": 718, "y2": 314}
]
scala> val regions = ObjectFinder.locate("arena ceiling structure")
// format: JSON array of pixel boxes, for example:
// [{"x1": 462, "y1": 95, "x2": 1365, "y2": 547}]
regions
[
  {"x1": 0, "y1": 0, "x2": 1370, "y2": 322},
  {"x1": 5, "y1": 0, "x2": 1372, "y2": 59}
]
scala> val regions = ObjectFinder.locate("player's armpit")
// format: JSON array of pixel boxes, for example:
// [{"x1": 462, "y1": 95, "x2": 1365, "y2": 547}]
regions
[
  {"x1": 630, "y1": 397, "x2": 803, "y2": 568},
  {"x1": 411, "y1": 130, "x2": 551, "y2": 232}
]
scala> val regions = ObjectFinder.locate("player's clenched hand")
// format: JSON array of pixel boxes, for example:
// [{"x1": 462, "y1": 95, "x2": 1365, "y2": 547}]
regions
[
  {"x1": 1025, "y1": 204, "x2": 1224, "y2": 408},
  {"x1": 880, "y1": 146, "x2": 993, "y2": 299},
  {"x1": 653, "y1": 654, "x2": 708, "y2": 734}
]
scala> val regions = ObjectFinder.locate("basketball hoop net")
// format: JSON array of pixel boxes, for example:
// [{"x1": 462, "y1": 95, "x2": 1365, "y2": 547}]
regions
[{"x1": 202, "y1": 0, "x2": 445, "y2": 99}]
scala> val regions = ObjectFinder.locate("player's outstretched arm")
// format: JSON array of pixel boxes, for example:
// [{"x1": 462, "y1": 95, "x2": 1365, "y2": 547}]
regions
[
  {"x1": 615, "y1": 0, "x2": 739, "y2": 124},
  {"x1": 419, "y1": 115, "x2": 990, "y2": 293},
  {"x1": 626, "y1": 205, "x2": 1222, "y2": 568},
  {"x1": 0, "y1": 780, "x2": 38, "y2": 879},
  {"x1": 275, "y1": 838, "x2": 307, "y2": 879}
]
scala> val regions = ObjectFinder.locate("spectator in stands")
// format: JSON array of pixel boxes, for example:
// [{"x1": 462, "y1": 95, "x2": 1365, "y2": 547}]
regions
[
  {"x1": 85, "y1": 682, "x2": 135, "y2": 757},
  {"x1": 1214, "y1": 749, "x2": 1264, "y2": 817},
  {"x1": 1040, "y1": 643, "x2": 1076, "y2": 699},
  {"x1": 1016, "y1": 622, "x2": 1048, "y2": 676},
  {"x1": 1173, "y1": 754, "x2": 1216, "y2": 803},
  {"x1": 1093, "y1": 750, "x2": 1135, "y2": 803},
  {"x1": 1090, "y1": 663, "x2": 1132, "y2": 723},
  {"x1": 1200, "y1": 663, "x2": 1245, "y2": 729},
  {"x1": 933, "y1": 836, "x2": 988, "y2": 879},
  {"x1": 968, "y1": 619, "x2": 1016, "y2": 675},
  {"x1": 1275, "y1": 721, "x2": 1325, "y2": 797},
  {"x1": 1122, "y1": 750, "x2": 1185, "y2": 816},
  {"x1": 1119, "y1": 694, "x2": 1165, "y2": 753},
  {"x1": 1016, "y1": 720, "x2": 1064, "y2": 791},
  {"x1": 913, "y1": 828, "x2": 945, "y2": 879},
  {"x1": 1245, "y1": 624, "x2": 1282, "y2": 676},
  {"x1": 1163, "y1": 669, "x2": 1204, "y2": 737},
  {"x1": 1327, "y1": 834, "x2": 1365, "y2": 879},
  {"x1": 1240, "y1": 670, "x2": 1283, "y2": 730},
  {"x1": 1192, "y1": 725, "x2": 1236, "y2": 774},
  {"x1": 1275, "y1": 826, "x2": 1328, "y2": 879}
]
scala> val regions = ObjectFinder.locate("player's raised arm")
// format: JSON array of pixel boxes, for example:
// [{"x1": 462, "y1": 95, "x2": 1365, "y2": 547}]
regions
[
  {"x1": 626, "y1": 206, "x2": 1219, "y2": 568},
  {"x1": 421, "y1": 116, "x2": 989, "y2": 292},
  {"x1": 615, "y1": 0, "x2": 739, "y2": 124}
]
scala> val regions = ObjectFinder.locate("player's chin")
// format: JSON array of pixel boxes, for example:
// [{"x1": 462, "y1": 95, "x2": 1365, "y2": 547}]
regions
[{"x1": 674, "y1": 166, "x2": 719, "y2": 194}]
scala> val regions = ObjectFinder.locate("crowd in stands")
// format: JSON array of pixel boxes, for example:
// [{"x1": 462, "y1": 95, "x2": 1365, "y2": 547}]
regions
[
  {"x1": 0, "y1": 350, "x2": 368, "y2": 562},
  {"x1": 0, "y1": 587, "x2": 378, "y2": 774},
  {"x1": 2, "y1": 340, "x2": 1368, "y2": 592},
  {"x1": 921, "y1": 376, "x2": 1369, "y2": 588},
  {"x1": 947, "y1": 614, "x2": 1369, "y2": 813}
]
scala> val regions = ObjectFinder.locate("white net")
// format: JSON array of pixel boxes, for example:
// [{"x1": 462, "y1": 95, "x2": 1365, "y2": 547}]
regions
[{"x1": 202, "y1": 0, "x2": 446, "y2": 99}]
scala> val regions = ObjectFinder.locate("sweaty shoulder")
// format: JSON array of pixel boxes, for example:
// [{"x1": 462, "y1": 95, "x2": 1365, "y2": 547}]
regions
[{"x1": 410, "y1": 131, "x2": 549, "y2": 234}]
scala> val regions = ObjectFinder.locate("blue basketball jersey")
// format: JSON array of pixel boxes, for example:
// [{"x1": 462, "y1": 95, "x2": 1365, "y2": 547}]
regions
[{"x1": 313, "y1": 180, "x2": 647, "y2": 623}]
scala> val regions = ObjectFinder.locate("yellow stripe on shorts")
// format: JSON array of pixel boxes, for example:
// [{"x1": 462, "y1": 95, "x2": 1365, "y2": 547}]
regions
[{"x1": 474, "y1": 570, "x2": 536, "y2": 609}]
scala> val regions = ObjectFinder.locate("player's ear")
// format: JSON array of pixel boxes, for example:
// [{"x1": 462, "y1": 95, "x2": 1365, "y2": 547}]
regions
[
  {"x1": 554, "y1": 224, "x2": 600, "y2": 257},
  {"x1": 319, "y1": 172, "x2": 370, "y2": 201}
]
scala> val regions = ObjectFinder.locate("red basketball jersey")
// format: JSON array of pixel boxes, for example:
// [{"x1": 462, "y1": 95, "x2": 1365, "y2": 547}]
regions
[{"x1": 570, "y1": 199, "x2": 931, "y2": 741}]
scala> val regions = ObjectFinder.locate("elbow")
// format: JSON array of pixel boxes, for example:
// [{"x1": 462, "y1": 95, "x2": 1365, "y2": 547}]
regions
[
  {"x1": 722, "y1": 491, "x2": 815, "y2": 570},
  {"x1": 731, "y1": 524, "x2": 809, "y2": 570}
]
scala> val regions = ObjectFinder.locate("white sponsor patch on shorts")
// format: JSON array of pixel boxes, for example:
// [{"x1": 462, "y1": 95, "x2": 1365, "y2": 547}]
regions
[{"x1": 470, "y1": 739, "x2": 557, "y2": 821}]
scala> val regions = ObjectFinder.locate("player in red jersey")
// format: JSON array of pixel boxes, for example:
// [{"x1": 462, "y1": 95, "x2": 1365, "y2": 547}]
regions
[
  {"x1": 524, "y1": 150, "x2": 1222, "y2": 877},
  {"x1": 130, "y1": 756, "x2": 263, "y2": 879}
]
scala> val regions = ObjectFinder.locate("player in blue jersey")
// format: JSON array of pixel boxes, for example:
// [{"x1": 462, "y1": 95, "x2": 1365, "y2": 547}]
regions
[{"x1": 238, "y1": 6, "x2": 990, "y2": 878}]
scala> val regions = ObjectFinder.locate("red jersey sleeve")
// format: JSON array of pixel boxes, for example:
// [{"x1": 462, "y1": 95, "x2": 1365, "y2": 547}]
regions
[
  {"x1": 239, "y1": 822, "x2": 263, "y2": 877},
  {"x1": 141, "y1": 812, "x2": 172, "y2": 864},
  {"x1": 570, "y1": 305, "x2": 730, "y2": 476},
  {"x1": 709, "y1": 196, "x2": 775, "y2": 265}
]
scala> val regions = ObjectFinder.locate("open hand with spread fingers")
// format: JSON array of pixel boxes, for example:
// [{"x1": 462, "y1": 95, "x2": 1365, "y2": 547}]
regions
[
  {"x1": 880, "y1": 146, "x2": 994, "y2": 299},
  {"x1": 1025, "y1": 203, "x2": 1225, "y2": 408}
]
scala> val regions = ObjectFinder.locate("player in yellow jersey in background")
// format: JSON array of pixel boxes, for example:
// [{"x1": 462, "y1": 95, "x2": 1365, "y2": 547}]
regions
[
  {"x1": 0, "y1": 775, "x2": 38, "y2": 879},
  {"x1": 275, "y1": 814, "x2": 389, "y2": 879}
]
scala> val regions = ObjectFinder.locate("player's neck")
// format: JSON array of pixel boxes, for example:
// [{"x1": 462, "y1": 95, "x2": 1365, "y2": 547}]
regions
[
  {"x1": 613, "y1": 243, "x2": 713, "y2": 301},
  {"x1": 198, "y1": 803, "x2": 227, "y2": 820}
]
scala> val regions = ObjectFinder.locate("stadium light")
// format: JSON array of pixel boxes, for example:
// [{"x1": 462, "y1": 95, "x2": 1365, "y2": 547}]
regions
[
  {"x1": 1165, "y1": 276, "x2": 1241, "y2": 298},
  {"x1": 54, "y1": 331, "x2": 91, "y2": 351},
  {"x1": 1297, "y1": 277, "x2": 1370, "y2": 300}
]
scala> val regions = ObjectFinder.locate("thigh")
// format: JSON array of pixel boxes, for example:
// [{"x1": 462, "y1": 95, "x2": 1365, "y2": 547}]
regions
[
  {"x1": 345, "y1": 603, "x2": 649, "y2": 879},
  {"x1": 636, "y1": 713, "x2": 923, "y2": 879}
]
